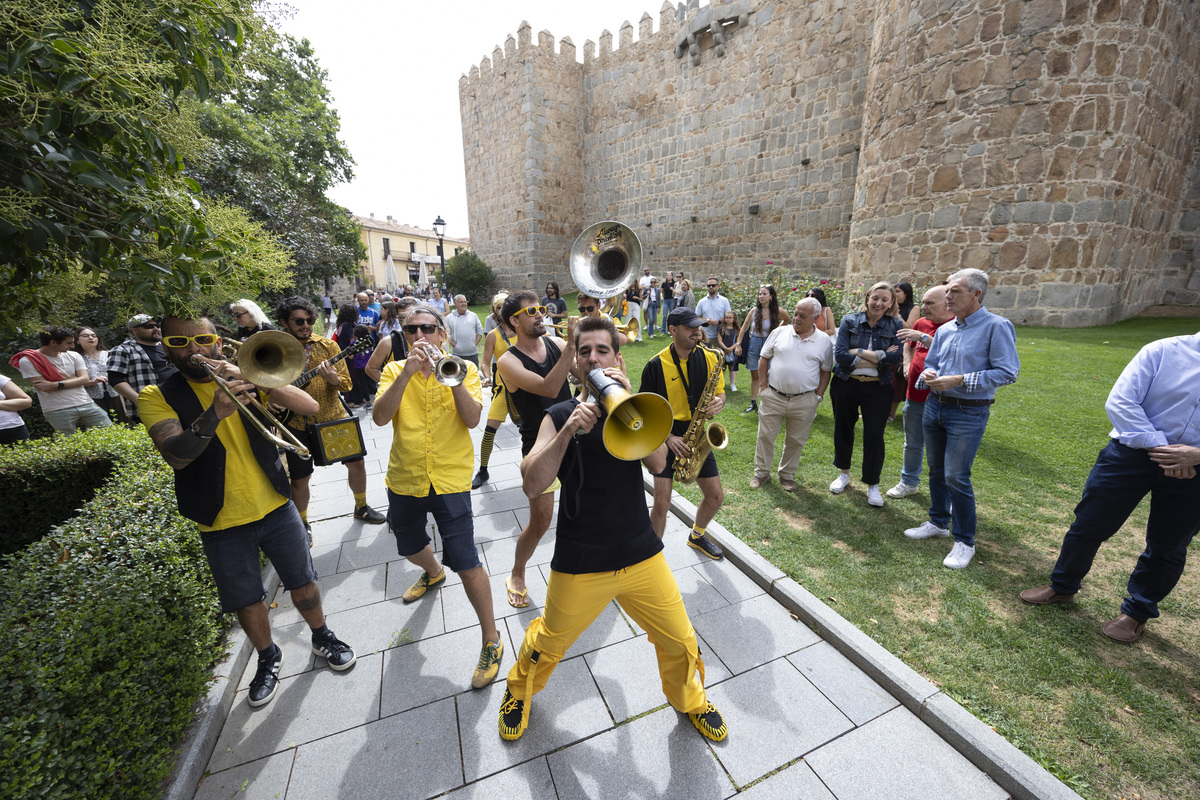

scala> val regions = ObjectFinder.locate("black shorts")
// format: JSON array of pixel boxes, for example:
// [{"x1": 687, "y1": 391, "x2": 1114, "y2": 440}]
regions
[
  {"x1": 283, "y1": 424, "x2": 364, "y2": 479},
  {"x1": 653, "y1": 447, "x2": 719, "y2": 481}
]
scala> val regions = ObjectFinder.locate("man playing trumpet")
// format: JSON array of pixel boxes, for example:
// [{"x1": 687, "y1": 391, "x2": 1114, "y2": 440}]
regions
[
  {"x1": 499, "y1": 315, "x2": 727, "y2": 743},
  {"x1": 372, "y1": 305, "x2": 504, "y2": 689},
  {"x1": 140, "y1": 316, "x2": 357, "y2": 708}
]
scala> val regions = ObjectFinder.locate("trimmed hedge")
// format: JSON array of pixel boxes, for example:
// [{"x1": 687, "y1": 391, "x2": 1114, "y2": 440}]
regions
[{"x1": 0, "y1": 426, "x2": 225, "y2": 800}]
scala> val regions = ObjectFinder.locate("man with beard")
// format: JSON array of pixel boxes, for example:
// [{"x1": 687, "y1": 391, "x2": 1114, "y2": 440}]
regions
[
  {"x1": 107, "y1": 313, "x2": 178, "y2": 422},
  {"x1": 495, "y1": 291, "x2": 575, "y2": 609},
  {"x1": 640, "y1": 307, "x2": 727, "y2": 560},
  {"x1": 274, "y1": 296, "x2": 385, "y2": 541},
  {"x1": 139, "y1": 316, "x2": 356, "y2": 708}
]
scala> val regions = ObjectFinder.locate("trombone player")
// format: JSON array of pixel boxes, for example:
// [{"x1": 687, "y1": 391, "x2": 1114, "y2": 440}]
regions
[{"x1": 139, "y1": 316, "x2": 358, "y2": 708}]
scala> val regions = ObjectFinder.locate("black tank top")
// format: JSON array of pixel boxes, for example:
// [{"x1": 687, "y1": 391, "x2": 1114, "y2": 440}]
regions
[{"x1": 508, "y1": 338, "x2": 570, "y2": 455}]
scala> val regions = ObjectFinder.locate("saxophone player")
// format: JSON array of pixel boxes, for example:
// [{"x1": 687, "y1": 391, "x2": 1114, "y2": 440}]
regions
[{"x1": 639, "y1": 307, "x2": 727, "y2": 560}]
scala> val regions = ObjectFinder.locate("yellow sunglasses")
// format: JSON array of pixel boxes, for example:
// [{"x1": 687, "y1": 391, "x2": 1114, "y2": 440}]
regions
[
  {"x1": 163, "y1": 333, "x2": 220, "y2": 348},
  {"x1": 516, "y1": 305, "x2": 548, "y2": 318}
]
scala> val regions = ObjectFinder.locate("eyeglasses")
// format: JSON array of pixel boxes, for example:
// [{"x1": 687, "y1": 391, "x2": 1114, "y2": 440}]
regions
[
  {"x1": 233, "y1": 310, "x2": 249, "y2": 318},
  {"x1": 516, "y1": 305, "x2": 547, "y2": 318},
  {"x1": 164, "y1": 333, "x2": 219, "y2": 348},
  {"x1": 289, "y1": 316, "x2": 315, "y2": 326},
  {"x1": 578, "y1": 304, "x2": 596, "y2": 313},
  {"x1": 403, "y1": 323, "x2": 439, "y2": 335},
  {"x1": 138, "y1": 323, "x2": 160, "y2": 329}
]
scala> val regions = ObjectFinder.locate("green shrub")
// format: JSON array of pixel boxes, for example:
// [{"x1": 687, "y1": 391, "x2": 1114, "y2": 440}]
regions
[
  {"x1": 0, "y1": 426, "x2": 224, "y2": 800},
  {"x1": 721, "y1": 264, "x2": 927, "y2": 328},
  {"x1": 445, "y1": 250, "x2": 496, "y2": 304}
]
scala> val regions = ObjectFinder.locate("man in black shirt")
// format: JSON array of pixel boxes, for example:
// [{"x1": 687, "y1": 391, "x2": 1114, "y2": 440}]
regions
[
  {"x1": 498, "y1": 315, "x2": 727, "y2": 744},
  {"x1": 107, "y1": 313, "x2": 178, "y2": 422},
  {"x1": 496, "y1": 291, "x2": 574, "y2": 609}
]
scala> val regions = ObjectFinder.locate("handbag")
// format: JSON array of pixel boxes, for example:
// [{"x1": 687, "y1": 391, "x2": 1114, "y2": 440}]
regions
[{"x1": 306, "y1": 396, "x2": 367, "y2": 467}]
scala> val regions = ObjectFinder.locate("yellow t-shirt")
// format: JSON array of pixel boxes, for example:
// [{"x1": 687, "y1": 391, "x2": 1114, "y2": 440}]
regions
[
  {"x1": 377, "y1": 360, "x2": 483, "y2": 497},
  {"x1": 139, "y1": 382, "x2": 288, "y2": 532},
  {"x1": 651, "y1": 344, "x2": 726, "y2": 422}
]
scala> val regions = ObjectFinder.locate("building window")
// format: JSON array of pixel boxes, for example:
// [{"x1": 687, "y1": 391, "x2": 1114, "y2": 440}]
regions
[
  {"x1": 436, "y1": 244, "x2": 443, "y2": 257},
  {"x1": 409, "y1": 241, "x2": 416, "y2": 253},
  {"x1": 382, "y1": 237, "x2": 390, "y2": 258},
  {"x1": 454, "y1": 247, "x2": 463, "y2": 257}
]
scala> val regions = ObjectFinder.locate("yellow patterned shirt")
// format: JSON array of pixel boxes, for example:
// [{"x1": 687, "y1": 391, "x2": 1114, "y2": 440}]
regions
[{"x1": 285, "y1": 335, "x2": 353, "y2": 430}]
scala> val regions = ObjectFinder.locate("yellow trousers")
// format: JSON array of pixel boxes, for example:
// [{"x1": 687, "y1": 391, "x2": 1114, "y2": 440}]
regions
[{"x1": 505, "y1": 550, "x2": 708, "y2": 714}]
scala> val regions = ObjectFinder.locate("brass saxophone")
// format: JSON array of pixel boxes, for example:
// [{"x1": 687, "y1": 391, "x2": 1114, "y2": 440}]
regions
[{"x1": 675, "y1": 345, "x2": 729, "y2": 484}]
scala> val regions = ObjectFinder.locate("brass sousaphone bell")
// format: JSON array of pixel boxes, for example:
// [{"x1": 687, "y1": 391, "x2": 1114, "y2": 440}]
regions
[
  {"x1": 583, "y1": 368, "x2": 673, "y2": 461},
  {"x1": 569, "y1": 221, "x2": 643, "y2": 300}
]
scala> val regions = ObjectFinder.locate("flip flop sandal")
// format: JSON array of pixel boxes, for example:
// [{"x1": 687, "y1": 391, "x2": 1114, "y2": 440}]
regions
[{"x1": 505, "y1": 576, "x2": 531, "y2": 609}]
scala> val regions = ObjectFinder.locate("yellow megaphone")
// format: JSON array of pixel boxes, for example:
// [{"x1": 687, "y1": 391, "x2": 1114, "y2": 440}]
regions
[{"x1": 584, "y1": 368, "x2": 673, "y2": 461}]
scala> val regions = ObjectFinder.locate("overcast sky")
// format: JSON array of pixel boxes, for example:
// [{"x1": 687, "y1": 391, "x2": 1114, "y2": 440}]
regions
[{"x1": 275, "y1": 0, "x2": 671, "y2": 241}]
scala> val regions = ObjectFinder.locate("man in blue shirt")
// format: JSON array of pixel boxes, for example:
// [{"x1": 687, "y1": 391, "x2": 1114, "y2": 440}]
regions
[
  {"x1": 1020, "y1": 331, "x2": 1200, "y2": 642},
  {"x1": 903, "y1": 268, "x2": 1019, "y2": 569},
  {"x1": 355, "y1": 292, "x2": 380, "y2": 337},
  {"x1": 694, "y1": 278, "x2": 732, "y2": 346}
]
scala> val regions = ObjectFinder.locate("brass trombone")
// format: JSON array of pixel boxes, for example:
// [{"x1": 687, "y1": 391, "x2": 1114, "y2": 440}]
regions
[{"x1": 189, "y1": 330, "x2": 312, "y2": 459}]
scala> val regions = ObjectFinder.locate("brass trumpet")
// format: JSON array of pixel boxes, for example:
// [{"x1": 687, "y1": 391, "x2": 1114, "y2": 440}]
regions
[
  {"x1": 190, "y1": 331, "x2": 311, "y2": 459},
  {"x1": 549, "y1": 316, "x2": 639, "y2": 343},
  {"x1": 413, "y1": 342, "x2": 471, "y2": 387}
]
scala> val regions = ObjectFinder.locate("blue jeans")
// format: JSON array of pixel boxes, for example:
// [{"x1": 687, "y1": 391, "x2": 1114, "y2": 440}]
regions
[
  {"x1": 899, "y1": 399, "x2": 927, "y2": 486},
  {"x1": 923, "y1": 396, "x2": 991, "y2": 545},
  {"x1": 1049, "y1": 441, "x2": 1200, "y2": 621},
  {"x1": 661, "y1": 298, "x2": 676, "y2": 332},
  {"x1": 646, "y1": 302, "x2": 660, "y2": 333}
]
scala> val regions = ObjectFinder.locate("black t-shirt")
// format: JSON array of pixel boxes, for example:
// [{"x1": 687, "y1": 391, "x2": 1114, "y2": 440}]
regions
[
  {"x1": 141, "y1": 342, "x2": 178, "y2": 382},
  {"x1": 508, "y1": 339, "x2": 571, "y2": 455},
  {"x1": 547, "y1": 399, "x2": 663, "y2": 574},
  {"x1": 662, "y1": 278, "x2": 675, "y2": 300},
  {"x1": 542, "y1": 296, "x2": 567, "y2": 321}
]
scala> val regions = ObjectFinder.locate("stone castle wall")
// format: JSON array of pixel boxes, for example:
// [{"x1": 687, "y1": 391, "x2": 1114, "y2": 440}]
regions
[{"x1": 460, "y1": 0, "x2": 1200, "y2": 324}]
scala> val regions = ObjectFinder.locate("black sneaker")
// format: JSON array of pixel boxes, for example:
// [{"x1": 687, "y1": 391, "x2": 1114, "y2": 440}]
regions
[
  {"x1": 354, "y1": 504, "x2": 386, "y2": 524},
  {"x1": 688, "y1": 533, "x2": 724, "y2": 561},
  {"x1": 311, "y1": 629, "x2": 357, "y2": 671},
  {"x1": 472, "y1": 468, "x2": 489, "y2": 489},
  {"x1": 743, "y1": 401, "x2": 757, "y2": 413},
  {"x1": 498, "y1": 687, "x2": 528, "y2": 741},
  {"x1": 688, "y1": 701, "x2": 728, "y2": 741},
  {"x1": 248, "y1": 645, "x2": 283, "y2": 707}
]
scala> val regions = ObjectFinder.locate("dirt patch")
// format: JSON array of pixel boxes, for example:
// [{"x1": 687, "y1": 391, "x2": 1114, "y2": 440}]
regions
[
  {"x1": 779, "y1": 509, "x2": 815, "y2": 533},
  {"x1": 893, "y1": 585, "x2": 944, "y2": 626}
]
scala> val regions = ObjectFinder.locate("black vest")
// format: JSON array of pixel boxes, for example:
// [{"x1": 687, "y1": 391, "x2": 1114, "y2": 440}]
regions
[
  {"x1": 158, "y1": 372, "x2": 291, "y2": 527},
  {"x1": 508, "y1": 339, "x2": 570, "y2": 455}
]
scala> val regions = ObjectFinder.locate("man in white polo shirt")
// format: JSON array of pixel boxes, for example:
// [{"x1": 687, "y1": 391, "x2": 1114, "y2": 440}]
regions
[{"x1": 750, "y1": 297, "x2": 832, "y2": 491}]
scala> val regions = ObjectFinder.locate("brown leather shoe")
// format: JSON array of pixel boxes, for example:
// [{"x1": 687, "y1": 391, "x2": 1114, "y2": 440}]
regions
[
  {"x1": 779, "y1": 478, "x2": 797, "y2": 492},
  {"x1": 1018, "y1": 586, "x2": 1076, "y2": 605},
  {"x1": 1101, "y1": 614, "x2": 1146, "y2": 643},
  {"x1": 750, "y1": 475, "x2": 767, "y2": 489}
]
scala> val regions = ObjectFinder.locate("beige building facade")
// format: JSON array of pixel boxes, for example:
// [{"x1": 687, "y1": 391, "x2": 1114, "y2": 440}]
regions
[
  {"x1": 460, "y1": 0, "x2": 1200, "y2": 326},
  {"x1": 355, "y1": 215, "x2": 469, "y2": 294}
]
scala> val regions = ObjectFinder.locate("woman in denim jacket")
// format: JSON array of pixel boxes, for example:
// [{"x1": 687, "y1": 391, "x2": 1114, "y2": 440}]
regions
[{"x1": 829, "y1": 281, "x2": 904, "y2": 507}]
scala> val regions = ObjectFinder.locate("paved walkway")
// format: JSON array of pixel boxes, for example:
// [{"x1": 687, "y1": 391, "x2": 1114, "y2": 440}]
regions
[{"x1": 184, "y1": 411, "x2": 1079, "y2": 800}]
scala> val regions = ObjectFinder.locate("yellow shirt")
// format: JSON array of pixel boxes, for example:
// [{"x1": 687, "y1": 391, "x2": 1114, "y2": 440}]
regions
[
  {"x1": 651, "y1": 343, "x2": 726, "y2": 422},
  {"x1": 139, "y1": 382, "x2": 288, "y2": 532},
  {"x1": 287, "y1": 335, "x2": 352, "y2": 429},
  {"x1": 378, "y1": 360, "x2": 482, "y2": 497}
]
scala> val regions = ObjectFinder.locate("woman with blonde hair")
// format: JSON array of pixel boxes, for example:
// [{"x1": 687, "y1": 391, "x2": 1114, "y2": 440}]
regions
[
  {"x1": 828, "y1": 281, "x2": 904, "y2": 507},
  {"x1": 735, "y1": 284, "x2": 790, "y2": 413},
  {"x1": 475, "y1": 293, "x2": 517, "y2": 488},
  {"x1": 230, "y1": 299, "x2": 275, "y2": 340}
]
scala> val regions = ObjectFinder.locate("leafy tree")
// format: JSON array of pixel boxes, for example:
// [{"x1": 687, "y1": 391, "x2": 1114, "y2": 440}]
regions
[
  {"x1": 189, "y1": 33, "x2": 365, "y2": 299},
  {"x1": 445, "y1": 251, "x2": 495, "y2": 304},
  {"x1": 0, "y1": 0, "x2": 293, "y2": 324}
]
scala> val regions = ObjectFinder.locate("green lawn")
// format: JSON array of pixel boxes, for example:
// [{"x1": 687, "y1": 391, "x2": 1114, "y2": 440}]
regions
[{"x1": 593, "y1": 311, "x2": 1196, "y2": 800}]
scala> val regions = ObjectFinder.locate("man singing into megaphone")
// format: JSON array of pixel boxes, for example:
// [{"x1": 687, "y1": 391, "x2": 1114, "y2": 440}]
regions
[{"x1": 497, "y1": 315, "x2": 728, "y2": 745}]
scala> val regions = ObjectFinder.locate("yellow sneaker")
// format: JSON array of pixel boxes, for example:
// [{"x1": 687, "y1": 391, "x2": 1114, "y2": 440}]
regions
[
  {"x1": 402, "y1": 567, "x2": 446, "y2": 603},
  {"x1": 472, "y1": 638, "x2": 504, "y2": 689},
  {"x1": 688, "y1": 701, "x2": 728, "y2": 742},
  {"x1": 498, "y1": 687, "x2": 528, "y2": 741}
]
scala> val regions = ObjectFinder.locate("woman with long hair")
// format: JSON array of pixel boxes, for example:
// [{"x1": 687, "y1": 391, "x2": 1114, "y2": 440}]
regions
[
  {"x1": 677, "y1": 279, "x2": 696, "y2": 310},
  {"x1": 474, "y1": 293, "x2": 517, "y2": 488},
  {"x1": 378, "y1": 301, "x2": 402, "y2": 338},
  {"x1": 888, "y1": 282, "x2": 918, "y2": 422},
  {"x1": 735, "y1": 284, "x2": 791, "y2": 413},
  {"x1": 230, "y1": 299, "x2": 275, "y2": 341},
  {"x1": 74, "y1": 327, "x2": 127, "y2": 422},
  {"x1": 829, "y1": 281, "x2": 904, "y2": 507},
  {"x1": 806, "y1": 287, "x2": 837, "y2": 334}
]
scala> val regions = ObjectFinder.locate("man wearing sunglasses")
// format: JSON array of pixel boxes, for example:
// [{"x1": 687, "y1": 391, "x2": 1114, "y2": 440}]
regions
[
  {"x1": 496, "y1": 291, "x2": 577, "y2": 609},
  {"x1": 372, "y1": 305, "x2": 505, "y2": 689},
  {"x1": 139, "y1": 316, "x2": 357, "y2": 708},
  {"x1": 576, "y1": 291, "x2": 627, "y2": 345},
  {"x1": 274, "y1": 297, "x2": 385, "y2": 541},
  {"x1": 695, "y1": 278, "x2": 731, "y2": 347},
  {"x1": 107, "y1": 313, "x2": 178, "y2": 423}
]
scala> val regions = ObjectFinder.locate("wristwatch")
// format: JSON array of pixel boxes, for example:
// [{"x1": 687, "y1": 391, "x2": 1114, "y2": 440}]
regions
[
  {"x1": 190, "y1": 420, "x2": 216, "y2": 439},
  {"x1": 57, "y1": 381, "x2": 65, "y2": 390},
  {"x1": 815, "y1": 394, "x2": 823, "y2": 402}
]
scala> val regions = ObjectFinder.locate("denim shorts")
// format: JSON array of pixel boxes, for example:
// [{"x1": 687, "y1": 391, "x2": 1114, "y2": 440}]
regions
[
  {"x1": 745, "y1": 334, "x2": 766, "y2": 371},
  {"x1": 387, "y1": 488, "x2": 482, "y2": 573},
  {"x1": 199, "y1": 501, "x2": 317, "y2": 613}
]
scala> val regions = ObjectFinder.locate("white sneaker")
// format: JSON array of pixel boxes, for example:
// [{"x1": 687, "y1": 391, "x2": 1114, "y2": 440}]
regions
[
  {"x1": 886, "y1": 482, "x2": 919, "y2": 498},
  {"x1": 943, "y1": 541, "x2": 976, "y2": 569},
  {"x1": 829, "y1": 473, "x2": 850, "y2": 494},
  {"x1": 904, "y1": 521, "x2": 950, "y2": 540},
  {"x1": 866, "y1": 485, "x2": 884, "y2": 507},
  {"x1": 730, "y1": 383, "x2": 737, "y2": 392}
]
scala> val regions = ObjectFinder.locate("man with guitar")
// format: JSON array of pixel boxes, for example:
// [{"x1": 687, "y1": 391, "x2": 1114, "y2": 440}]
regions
[{"x1": 275, "y1": 297, "x2": 385, "y2": 541}]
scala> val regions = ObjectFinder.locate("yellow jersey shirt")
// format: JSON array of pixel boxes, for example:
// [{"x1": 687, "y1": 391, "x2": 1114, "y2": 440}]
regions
[
  {"x1": 649, "y1": 343, "x2": 726, "y2": 422},
  {"x1": 377, "y1": 360, "x2": 483, "y2": 497},
  {"x1": 139, "y1": 382, "x2": 289, "y2": 532}
]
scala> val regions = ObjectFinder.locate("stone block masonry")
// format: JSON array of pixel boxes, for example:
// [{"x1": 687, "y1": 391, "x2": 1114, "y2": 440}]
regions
[{"x1": 461, "y1": 0, "x2": 1200, "y2": 325}]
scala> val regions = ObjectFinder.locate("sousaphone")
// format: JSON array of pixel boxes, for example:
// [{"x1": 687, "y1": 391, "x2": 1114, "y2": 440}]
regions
[{"x1": 569, "y1": 221, "x2": 643, "y2": 299}]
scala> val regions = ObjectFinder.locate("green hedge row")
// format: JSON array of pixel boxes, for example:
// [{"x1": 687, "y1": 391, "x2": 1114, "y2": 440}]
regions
[{"x1": 0, "y1": 426, "x2": 225, "y2": 800}]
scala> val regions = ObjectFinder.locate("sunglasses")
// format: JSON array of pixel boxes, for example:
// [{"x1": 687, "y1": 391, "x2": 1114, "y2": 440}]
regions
[
  {"x1": 578, "y1": 304, "x2": 596, "y2": 313},
  {"x1": 403, "y1": 323, "x2": 439, "y2": 335},
  {"x1": 516, "y1": 305, "x2": 547, "y2": 318},
  {"x1": 289, "y1": 316, "x2": 315, "y2": 326},
  {"x1": 138, "y1": 323, "x2": 160, "y2": 329},
  {"x1": 164, "y1": 333, "x2": 219, "y2": 348},
  {"x1": 707, "y1": 284, "x2": 718, "y2": 288}
]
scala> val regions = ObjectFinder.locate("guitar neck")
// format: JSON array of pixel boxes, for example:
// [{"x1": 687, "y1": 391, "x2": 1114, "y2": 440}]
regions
[{"x1": 294, "y1": 344, "x2": 357, "y2": 388}]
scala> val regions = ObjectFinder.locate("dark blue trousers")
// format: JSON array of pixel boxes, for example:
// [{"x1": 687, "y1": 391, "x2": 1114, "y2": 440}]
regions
[{"x1": 1050, "y1": 440, "x2": 1200, "y2": 621}]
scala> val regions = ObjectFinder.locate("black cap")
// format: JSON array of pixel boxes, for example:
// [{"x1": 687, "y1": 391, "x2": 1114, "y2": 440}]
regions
[{"x1": 667, "y1": 307, "x2": 705, "y2": 328}]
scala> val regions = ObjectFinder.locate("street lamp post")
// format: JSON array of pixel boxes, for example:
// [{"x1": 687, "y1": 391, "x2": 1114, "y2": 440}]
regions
[{"x1": 433, "y1": 215, "x2": 447, "y2": 295}]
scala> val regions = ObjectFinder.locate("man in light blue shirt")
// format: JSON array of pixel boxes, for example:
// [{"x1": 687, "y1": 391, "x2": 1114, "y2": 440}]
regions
[
  {"x1": 694, "y1": 278, "x2": 732, "y2": 345},
  {"x1": 903, "y1": 268, "x2": 1019, "y2": 569},
  {"x1": 1020, "y1": 331, "x2": 1200, "y2": 643}
]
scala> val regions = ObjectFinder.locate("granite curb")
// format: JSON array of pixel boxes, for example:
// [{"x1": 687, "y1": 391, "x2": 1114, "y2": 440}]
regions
[
  {"x1": 163, "y1": 564, "x2": 283, "y2": 800},
  {"x1": 650, "y1": 475, "x2": 1084, "y2": 800}
]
